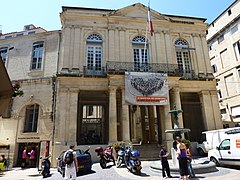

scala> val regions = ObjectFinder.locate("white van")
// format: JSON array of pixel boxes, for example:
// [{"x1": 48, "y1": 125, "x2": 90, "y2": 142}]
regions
[
  {"x1": 197, "y1": 127, "x2": 239, "y2": 156},
  {"x1": 208, "y1": 129, "x2": 240, "y2": 166}
]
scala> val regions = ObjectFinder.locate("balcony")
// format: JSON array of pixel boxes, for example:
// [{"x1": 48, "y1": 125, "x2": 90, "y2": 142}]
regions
[
  {"x1": 83, "y1": 66, "x2": 106, "y2": 77},
  {"x1": 106, "y1": 61, "x2": 195, "y2": 78},
  {"x1": 59, "y1": 62, "x2": 209, "y2": 80}
]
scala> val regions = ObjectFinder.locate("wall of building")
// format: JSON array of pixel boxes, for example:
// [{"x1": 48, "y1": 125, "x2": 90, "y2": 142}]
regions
[{"x1": 207, "y1": 0, "x2": 240, "y2": 127}]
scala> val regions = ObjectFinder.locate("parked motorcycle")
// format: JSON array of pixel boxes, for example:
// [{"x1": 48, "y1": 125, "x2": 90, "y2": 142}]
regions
[
  {"x1": 116, "y1": 144, "x2": 126, "y2": 168},
  {"x1": 40, "y1": 155, "x2": 51, "y2": 178},
  {"x1": 125, "y1": 145, "x2": 142, "y2": 175},
  {"x1": 95, "y1": 146, "x2": 115, "y2": 169}
]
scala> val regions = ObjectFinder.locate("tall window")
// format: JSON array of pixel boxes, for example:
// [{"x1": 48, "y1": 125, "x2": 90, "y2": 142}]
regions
[
  {"x1": 175, "y1": 39, "x2": 191, "y2": 73},
  {"x1": 0, "y1": 47, "x2": 8, "y2": 64},
  {"x1": 132, "y1": 36, "x2": 149, "y2": 71},
  {"x1": 24, "y1": 104, "x2": 39, "y2": 132},
  {"x1": 233, "y1": 40, "x2": 240, "y2": 61},
  {"x1": 31, "y1": 42, "x2": 44, "y2": 70},
  {"x1": 86, "y1": 34, "x2": 102, "y2": 71}
]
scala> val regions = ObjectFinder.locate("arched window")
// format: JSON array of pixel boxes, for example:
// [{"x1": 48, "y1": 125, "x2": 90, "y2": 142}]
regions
[
  {"x1": 175, "y1": 39, "x2": 191, "y2": 73},
  {"x1": 132, "y1": 36, "x2": 149, "y2": 72},
  {"x1": 31, "y1": 41, "x2": 44, "y2": 70},
  {"x1": 86, "y1": 34, "x2": 103, "y2": 72},
  {"x1": 24, "y1": 104, "x2": 39, "y2": 132}
]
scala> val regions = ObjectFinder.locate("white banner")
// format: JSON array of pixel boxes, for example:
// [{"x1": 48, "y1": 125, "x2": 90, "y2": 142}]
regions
[{"x1": 125, "y1": 72, "x2": 169, "y2": 105}]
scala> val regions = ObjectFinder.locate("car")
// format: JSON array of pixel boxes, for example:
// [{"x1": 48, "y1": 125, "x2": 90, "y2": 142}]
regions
[{"x1": 57, "y1": 148, "x2": 92, "y2": 177}]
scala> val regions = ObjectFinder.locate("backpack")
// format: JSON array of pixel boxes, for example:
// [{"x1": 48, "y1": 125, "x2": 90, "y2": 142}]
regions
[{"x1": 64, "y1": 150, "x2": 74, "y2": 165}]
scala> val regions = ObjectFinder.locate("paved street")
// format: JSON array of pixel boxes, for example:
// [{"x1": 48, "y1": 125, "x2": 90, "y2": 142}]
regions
[{"x1": 0, "y1": 161, "x2": 239, "y2": 180}]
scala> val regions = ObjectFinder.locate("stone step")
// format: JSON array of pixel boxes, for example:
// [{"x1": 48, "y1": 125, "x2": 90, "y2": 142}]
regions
[{"x1": 132, "y1": 144, "x2": 160, "y2": 160}]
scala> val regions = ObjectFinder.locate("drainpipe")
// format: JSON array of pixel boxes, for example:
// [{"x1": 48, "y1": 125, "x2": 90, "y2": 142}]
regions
[{"x1": 51, "y1": 30, "x2": 61, "y2": 155}]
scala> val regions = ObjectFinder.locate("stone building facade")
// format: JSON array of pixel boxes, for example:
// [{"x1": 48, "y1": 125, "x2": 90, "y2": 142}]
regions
[
  {"x1": 207, "y1": 0, "x2": 240, "y2": 128},
  {"x1": 0, "y1": 25, "x2": 60, "y2": 167},
  {"x1": 53, "y1": 3, "x2": 222, "y2": 162},
  {"x1": 0, "y1": 3, "x2": 224, "y2": 167}
]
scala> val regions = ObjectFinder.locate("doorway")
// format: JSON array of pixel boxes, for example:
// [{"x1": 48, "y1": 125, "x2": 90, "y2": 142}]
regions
[{"x1": 17, "y1": 143, "x2": 40, "y2": 167}]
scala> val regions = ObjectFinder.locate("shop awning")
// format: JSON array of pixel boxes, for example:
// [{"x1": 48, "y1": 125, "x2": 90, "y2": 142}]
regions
[
  {"x1": 231, "y1": 106, "x2": 240, "y2": 117},
  {"x1": 0, "y1": 58, "x2": 14, "y2": 117}
]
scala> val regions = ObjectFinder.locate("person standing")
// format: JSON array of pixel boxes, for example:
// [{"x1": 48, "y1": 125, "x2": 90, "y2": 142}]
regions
[
  {"x1": 159, "y1": 144, "x2": 172, "y2": 179},
  {"x1": 63, "y1": 145, "x2": 78, "y2": 180},
  {"x1": 28, "y1": 147, "x2": 35, "y2": 168},
  {"x1": 21, "y1": 146, "x2": 27, "y2": 168},
  {"x1": 176, "y1": 138, "x2": 189, "y2": 180},
  {"x1": 186, "y1": 144, "x2": 195, "y2": 178}
]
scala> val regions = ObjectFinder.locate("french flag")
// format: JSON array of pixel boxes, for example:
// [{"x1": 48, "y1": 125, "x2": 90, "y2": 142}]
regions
[{"x1": 148, "y1": 0, "x2": 154, "y2": 36}]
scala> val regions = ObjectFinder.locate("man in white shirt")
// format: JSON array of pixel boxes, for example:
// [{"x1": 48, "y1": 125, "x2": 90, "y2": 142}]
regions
[{"x1": 63, "y1": 145, "x2": 78, "y2": 180}]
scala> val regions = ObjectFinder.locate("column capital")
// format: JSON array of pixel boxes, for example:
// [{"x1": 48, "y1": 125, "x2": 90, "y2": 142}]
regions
[{"x1": 108, "y1": 86, "x2": 117, "y2": 92}]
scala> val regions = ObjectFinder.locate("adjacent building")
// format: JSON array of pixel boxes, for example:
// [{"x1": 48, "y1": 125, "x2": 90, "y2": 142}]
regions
[
  {"x1": 0, "y1": 25, "x2": 60, "y2": 167},
  {"x1": 207, "y1": 0, "x2": 240, "y2": 128}
]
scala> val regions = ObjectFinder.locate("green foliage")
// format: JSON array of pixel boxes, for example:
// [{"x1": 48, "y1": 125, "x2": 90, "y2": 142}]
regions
[
  {"x1": 112, "y1": 141, "x2": 125, "y2": 150},
  {"x1": 182, "y1": 139, "x2": 191, "y2": 148}
]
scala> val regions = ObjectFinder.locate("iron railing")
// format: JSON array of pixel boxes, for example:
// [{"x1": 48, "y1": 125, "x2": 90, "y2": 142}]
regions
[
  {"x1": 83, "y1": 66, "x2": 106, "y2": 76},
  {"x1": 106, "y1": 61, "x2": 195, "y2": 77}
]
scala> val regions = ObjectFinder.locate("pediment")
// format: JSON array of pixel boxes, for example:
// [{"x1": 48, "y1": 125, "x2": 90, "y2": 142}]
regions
[{"x1": 109, "y1": 3, "x2": 169, "y2": 22}]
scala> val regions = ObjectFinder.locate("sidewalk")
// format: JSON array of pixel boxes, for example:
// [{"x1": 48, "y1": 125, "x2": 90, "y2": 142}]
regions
[{"x1": 149, "y1": 157, "x2": 240, "y2": 180}]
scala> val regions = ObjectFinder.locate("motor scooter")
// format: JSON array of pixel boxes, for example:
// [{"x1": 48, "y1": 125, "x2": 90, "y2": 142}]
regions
[
  {"x1": 125, "y1": 146, "x2": 142, "y2": 175},
  {"x1": 116, "y1": 144, "x2": 126, "y2": 168},
  {"x1": 40, "y1": 155, "x2": 51, "y2": 178},
  {"x1": 95, "y1": 146, "x2": 115, "y2": 169}
]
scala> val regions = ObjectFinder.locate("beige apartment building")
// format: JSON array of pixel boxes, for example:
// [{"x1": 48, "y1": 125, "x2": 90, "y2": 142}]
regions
[
  {"x1": 0, "y1": 25, "x2": 59, "y2": 167},
  {"x1": 53, "y1": 3, "x2": 222, "y2": 162},
  {"x1": 207, "y1": 0, "x2": 240, "y2": 128}
]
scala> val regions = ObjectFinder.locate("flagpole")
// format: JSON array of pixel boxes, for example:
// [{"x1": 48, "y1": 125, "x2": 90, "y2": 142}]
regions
[{"x1": 144, "y1": 22, "x2": 148, "y2": 64}]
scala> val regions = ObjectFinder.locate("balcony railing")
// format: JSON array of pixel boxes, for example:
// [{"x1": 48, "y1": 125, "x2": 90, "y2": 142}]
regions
[
  {"x1": 106, "y1": 61, "x2": 195, "y2": 77},
  {"x1": 60, "y1": 62, "x2": 214, "y2": 80},
  {"x1": 83, "y1": 66, "x2": 106, "y2": 76}
]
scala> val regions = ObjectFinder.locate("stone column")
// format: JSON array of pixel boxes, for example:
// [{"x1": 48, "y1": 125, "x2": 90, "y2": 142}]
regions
[
  {"x1": 67, "y1": 88, "x2": 79, "y2": 145},
  {"x1": 192, "y1": 34, "x2": 205, "y2": 73},
  {"x1": 200, "y1": 90, "x2": 216, "y2": 130},
  {"x1": 148, "y1": 106, "x2": 156, "y2": 143},
  {"x1": 73, "y1": 27, "x2": 80, "y2": 69},
  {"x1": 163, "y1": 31, "x2": 173, "y2": 64},
  {"x1": 210, "y1": 91, "x2": 223, "y2": 129},
  {"x1": 109, "y1": 87, "x2": 118, "y2": 143},
  {"x1": 163, "y1": 104, "x2": 173, "y2": 149},
  {"x1": 170, "y1": 87, "x2": 184, "y2": 128},
  {"x1": 108, "y1": 29, "x2": 115, "y2": 61},
  {"x1": 140, "y1": 106, "x2": 147, "y2": 144},
  {"x1": 62, "y1": 27, "x2": 71, "y2": 69},
  {"x1": 200, "y1": 34, "x2": 212, "y2": 73},
  {"x1": 120, "y1": 29, "x2": 126, "y2": 61},
  {"x1": 121, "y1": 89, "x2": 130, "y2": 142}
]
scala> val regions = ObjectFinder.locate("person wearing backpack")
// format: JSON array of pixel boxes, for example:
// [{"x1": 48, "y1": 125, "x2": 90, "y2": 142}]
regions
[{"x1": 63, "y1": 145, "x2": 78, "y2": 180}]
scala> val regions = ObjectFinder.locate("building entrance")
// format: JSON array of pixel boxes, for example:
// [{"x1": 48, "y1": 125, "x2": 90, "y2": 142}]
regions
[
  {"x1": 17, "y1": 143, "x2": 39, "y2": 167},
  {"x1": 77, "y1": 90, "x2": 109, "y2": 145}
]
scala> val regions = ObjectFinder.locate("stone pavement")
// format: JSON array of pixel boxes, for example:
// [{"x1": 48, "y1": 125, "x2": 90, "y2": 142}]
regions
[{"x1": 0, "y1": 159, "x2": 239, "y2": 180}]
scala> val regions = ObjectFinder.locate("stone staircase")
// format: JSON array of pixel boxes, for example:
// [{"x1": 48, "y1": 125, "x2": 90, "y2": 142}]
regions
[{"x1": 132, "y1": 143, "x2": 160, "y2": 161}]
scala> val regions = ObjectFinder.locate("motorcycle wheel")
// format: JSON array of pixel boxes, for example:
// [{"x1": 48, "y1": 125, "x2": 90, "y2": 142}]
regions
[
  {"x1": 100, "y1": 158, "x2": 107, "y2": 169},
  {"x1": 116, "y1": 157, "x2": 122, "y2": 168}
]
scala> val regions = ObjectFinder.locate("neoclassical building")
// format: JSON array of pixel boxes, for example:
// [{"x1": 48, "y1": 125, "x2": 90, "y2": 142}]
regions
[
  {"x1": 0, "y1": 3, "x2": 224, "y2": 167},
  {"x1": 53, "y1": 3, "x2": 222, "y2": 161}
]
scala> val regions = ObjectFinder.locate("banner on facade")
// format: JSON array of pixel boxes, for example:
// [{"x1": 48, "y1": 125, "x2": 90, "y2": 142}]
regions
[{"x1": 125, "y1": 72, "x2": 169, "y2": 105}]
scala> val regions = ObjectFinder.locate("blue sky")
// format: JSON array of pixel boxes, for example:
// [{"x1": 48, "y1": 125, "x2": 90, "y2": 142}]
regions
[{"x1": 0, "y1": 0, "x2": 235, "y2": 34}]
